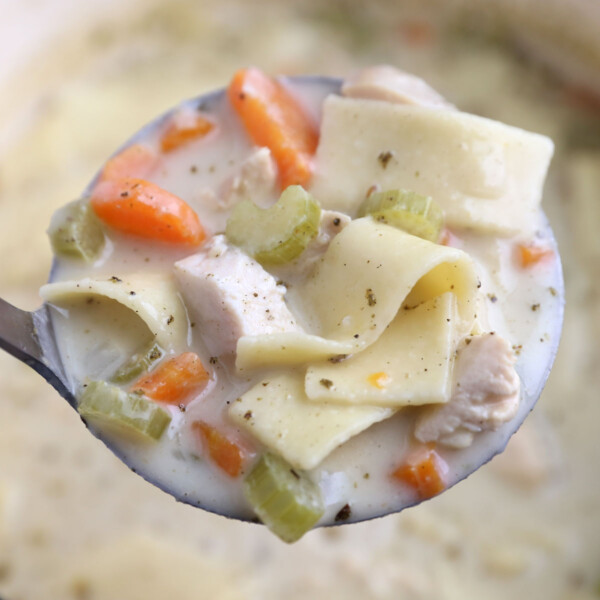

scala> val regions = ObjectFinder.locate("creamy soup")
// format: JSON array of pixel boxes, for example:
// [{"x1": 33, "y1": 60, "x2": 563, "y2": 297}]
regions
[{"x1": 40, "y1": 66, "x2": 562, "y2": 542}]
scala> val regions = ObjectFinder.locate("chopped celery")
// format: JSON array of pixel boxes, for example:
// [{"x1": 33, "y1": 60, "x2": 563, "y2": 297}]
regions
[
  {"x1": 358, "y1": 189, "x2": 443, "y2": 242},
  {"x1": 243, "y1": 452, "x2": 324, "y2": 543},
  {"x1": 111, "y1": 343, "x2": 164, "y2": 384},
  {"x1": 48, "y1": 198, "x2": 105, "y2": 261},
  {"x1": 78, "y1": 380, "x2": 171, "y2": 441},
  {"x1": 225, "y1": 185, "x2": 321, "y2": 264}
]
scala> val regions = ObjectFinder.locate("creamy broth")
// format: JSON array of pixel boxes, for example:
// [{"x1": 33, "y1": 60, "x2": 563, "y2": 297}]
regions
[{"x1": 42, "y1": 71, "x2": 562, "y2": 537}]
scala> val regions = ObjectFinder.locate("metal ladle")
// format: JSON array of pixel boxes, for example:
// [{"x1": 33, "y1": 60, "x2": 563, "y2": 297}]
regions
[{"x1": 0, "y1": 76, "x2": 565, "y2": 525}]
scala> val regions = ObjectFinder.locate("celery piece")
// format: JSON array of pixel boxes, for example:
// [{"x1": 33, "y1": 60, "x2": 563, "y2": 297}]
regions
[
  {"x1": 78, "y1": 380, "x2": 171, "y2": 441},
  {"x1": 359, "y1": 189, "x2": 443, "y2": 242},
  {"x1": 111, "y1": 343, "x2": 164, "y2": 384},
  {"x1": 243, "y1": 452, "x2": 324, "y2": 543},
  {"x1": 225, "y1": 185, "x2": 321, "y2": 264},
  {"x1": 48, "y1": 198, "x2": 105, "y2": 261}
]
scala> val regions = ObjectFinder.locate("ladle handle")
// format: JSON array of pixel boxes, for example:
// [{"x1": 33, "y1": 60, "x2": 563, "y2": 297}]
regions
[
  {"x1": 0, "y1": 297, "x2": 74, "y2": 403},
  {"x1": 0, "y1": 297, "x2": 43, "y2": 367}
]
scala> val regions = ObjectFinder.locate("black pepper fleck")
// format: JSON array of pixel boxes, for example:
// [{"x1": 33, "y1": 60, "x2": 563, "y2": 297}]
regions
[
  {"x1": 378, "y1": 151, "x2": 393, "y2": 168},
  {"x1": 366, "y1": 288, "x2": 377, "y2": 306},
  {"x1": 328, "y1": 354, "x2": 348, "y2": 363},
  {"x1": 335, "y1": 503, "x2": 352, "y2": 522}
]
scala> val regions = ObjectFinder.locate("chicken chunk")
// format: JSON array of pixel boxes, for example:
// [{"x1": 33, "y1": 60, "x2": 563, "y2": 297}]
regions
[
  {"x1": 342, "y1": 65, "x2": 455, "y2": 110},
  {"x1": 219, "y1": 147, "x2": 277, "y2": 210},
  {"x1": 174, "y1": 235, "x2": 301, "y2": 357},
  {"x1": 414, "y1": 332, "x2": 520, "y2": 448}
]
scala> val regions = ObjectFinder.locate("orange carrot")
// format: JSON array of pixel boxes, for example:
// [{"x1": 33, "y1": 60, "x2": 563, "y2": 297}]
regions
[
  {"x1": 391, "y1": 446, "x2": 448, "y2": 500},
  {"x1": 99, "y1": 144, "x2": 158, "y2": 183},
  {"x1": 160, "y1": 111, "x2": 215, "y2": 153},
  {"x1": 517, "y1": 242, "x2": 553, "y2": 267},
  {"x1": 193, "y1": 421, "x2": 246, "y2": 477},
  {"x1": 91, "y1": 177, "x2": 205, "y2": 246},
  {"x1": 367, "y1": 371, "x2": 391, "y2": 389},
  {"x1": 228, "y1": 67, "x2": 318, "y2": 190},
  {"x1": 399, "y1": 20, "x2": 436, "y2": 47},
  {"x1": 131, "y1": 352, "x2": 209, "y2": 405}
]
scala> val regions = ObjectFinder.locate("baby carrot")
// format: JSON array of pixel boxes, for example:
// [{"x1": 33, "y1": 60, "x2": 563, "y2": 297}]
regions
[
  {"x1": 193, "y1": 421, "x2": 246, "y2": 477},
  {"x1": 91, "y1": 177, "x2": 205, "y2": 246},
  {"x1": 131, "y1": 352, "x2": 209, "y2": 405},
  {"x1": 228, "y1": 67, "x2": 318, "y2": 190}
]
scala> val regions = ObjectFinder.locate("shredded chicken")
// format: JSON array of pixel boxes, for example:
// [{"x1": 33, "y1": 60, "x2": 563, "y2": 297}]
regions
[
  {"x1": 218, "y1": 147, "x2": 277, "y2": 210},
  {"x1": 342, "y1": 65, "x2": 455, "y2": 110},
  {"x1": 415, "y1": 332, "x2": 520, "y2": 448},
  {"x1": 174, "y1": 235, "x2": 301, "y2": 356}
]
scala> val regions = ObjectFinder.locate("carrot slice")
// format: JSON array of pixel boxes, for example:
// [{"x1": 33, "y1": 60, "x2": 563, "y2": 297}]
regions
[
  {"x1": 228, "y1": 67, "x2": 318, "y2": 190},
  {"x1": 161, "y1": 110, "x2": 215, "y2": 153},
  {"x1": 391, "y1": 446, "x2": 448, "y2": 499},
  {"x1": 131, "y1": 352, "x2": 209, "y2": 405},
  {"x1": 193, "y1": 421, "x2": 246, "y2": 477},
  {"x1": 517, "y1": 242, "x2": 553, "y2": 267},
  {"x1": 98, "y1": 144, "x2": 158, "y2": 183},
  {"x1": 91, "y1": 177, "x2": 205, "y2": 246}
]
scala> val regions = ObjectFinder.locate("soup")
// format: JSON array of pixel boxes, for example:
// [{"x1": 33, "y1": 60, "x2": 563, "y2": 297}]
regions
[{"x1": 40, "y1": 66, "x2": 561, "y2": 542}]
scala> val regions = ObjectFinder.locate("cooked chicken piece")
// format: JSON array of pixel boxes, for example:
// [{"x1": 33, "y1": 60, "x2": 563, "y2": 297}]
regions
[
  {"x1": 174, "y1": 235, "x2": 301, "y2": 357},
  {"x1": 342, "y1": 65, "x2": 455, "y2": 110},
  {"x1": 219, "y1": 147, "x2": 277, "y2": 210},
  {"x1": 414, "y1": 332, "x2": 520, "y2": 448}
]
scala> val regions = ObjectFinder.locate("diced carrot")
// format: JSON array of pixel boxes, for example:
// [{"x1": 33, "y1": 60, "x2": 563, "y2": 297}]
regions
[
  {"x1": 562, "y1": 84, "x2": 600, "y2": 114},
  {"x1": 228, "y1": 67, "x2": 318, "y2": 190},
  {"x1": 399, "y1": 20, "x2": 436, "y2": 47},
  {"x1": 517, "y1": 242, "x2": 553, "y2": 267},
  {"x1": 391, "y1": 446, "x2": 449, "y2": 500},
  {"x1": 367, "y1": 371, "x2": 391, "y2": 389},
  {"x1": 98, "y1": 144, "x2": 158, "y2": 183},
  {"x1": 193, "y1": 421, "x2": 246, "y2": 477},
  {"x1": 91, "y1": 177, "x2": 206, "y2": 246},
  {"x1": 131, "y1": 352, "x2": 209, "y2": 405},
  {"x1": 160, "y1": 110, "x2": 215, "y2": 153}
]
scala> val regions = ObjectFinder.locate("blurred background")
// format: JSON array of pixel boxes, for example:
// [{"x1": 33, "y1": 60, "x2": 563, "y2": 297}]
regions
[{"x1": 0, "y1": 0, "x2": 599, "y2": 598}]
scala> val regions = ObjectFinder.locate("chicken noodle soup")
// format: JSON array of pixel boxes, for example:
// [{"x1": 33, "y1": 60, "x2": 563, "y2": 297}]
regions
[{"x1": 41, "y1": 67, "x2": 562, "y2": 542}]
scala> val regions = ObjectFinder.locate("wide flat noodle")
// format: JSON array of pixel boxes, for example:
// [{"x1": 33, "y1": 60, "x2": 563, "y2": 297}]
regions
[
  {"x1": 309, "y1": 95, "x2": 554, "y2": 236},
  {"x1": 229, "y1": 372, "x2": 392, "y2": 470},
  {"x1": 40, "y1": 274, "x2": 188, "y2": 351},
  {"x1": 305, "y1": 292, "x2": 457, "y2": 407},
  {"x1": 236, "y1": 218, "x2": 478, "y2": 370}
]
